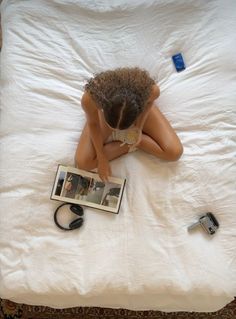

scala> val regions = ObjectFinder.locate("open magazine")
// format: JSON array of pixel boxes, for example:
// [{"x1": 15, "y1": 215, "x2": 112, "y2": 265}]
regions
[{"x1": 51, "y1": 165, "x2": 126, "y2": 214}]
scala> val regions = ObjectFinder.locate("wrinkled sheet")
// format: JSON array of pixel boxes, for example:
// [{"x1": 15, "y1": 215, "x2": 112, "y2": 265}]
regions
[{"x1": 0, "y1": 0, "x2": 236, "y2": 312}]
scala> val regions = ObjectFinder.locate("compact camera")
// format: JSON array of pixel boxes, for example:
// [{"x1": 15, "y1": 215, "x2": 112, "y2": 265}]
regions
[{"x1": 188, "y1": 213, "x2": 219, "y2": 235}]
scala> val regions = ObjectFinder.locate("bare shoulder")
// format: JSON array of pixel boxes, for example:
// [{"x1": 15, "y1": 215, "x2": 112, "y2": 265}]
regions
[
  {"x1": 81, "y1": 91, "x2": 100, "y2": 115},
  {"x1": 81, "y1": 91, "x2": 97, "y2": 109},
  {"x1": 146, "y1": 84, "x2": 160, "y2": 106},
  {"x1": 150, "y1": 84, "x2": 160, "y2": 101},
  {"x1": 80, "y1": 91, "x2": 102, "y2": 125}
]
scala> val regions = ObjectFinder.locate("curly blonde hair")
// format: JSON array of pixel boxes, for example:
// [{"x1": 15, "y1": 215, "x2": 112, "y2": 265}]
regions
[{"x1": 85, "y1": 67, "x2": 155, "y2": 129}]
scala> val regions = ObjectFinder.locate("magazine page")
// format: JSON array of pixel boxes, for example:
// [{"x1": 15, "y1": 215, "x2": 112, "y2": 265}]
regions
[{"x1": 51, "y1": 165, "x2": 126, "y2": 214}]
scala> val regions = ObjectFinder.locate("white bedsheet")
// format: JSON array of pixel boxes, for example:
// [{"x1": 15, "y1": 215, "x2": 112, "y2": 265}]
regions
[{"x1": 0, "y1": 0, "x2": 236, "y2": 312}]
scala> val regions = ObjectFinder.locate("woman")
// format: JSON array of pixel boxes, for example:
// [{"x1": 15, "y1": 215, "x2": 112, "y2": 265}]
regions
[{"x1": 75, "y1": 67, "x2": 183, "y2": 181}]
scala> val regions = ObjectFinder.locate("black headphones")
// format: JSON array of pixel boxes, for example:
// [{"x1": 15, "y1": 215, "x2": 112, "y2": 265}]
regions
[{"x1": 54, "y1": 203, "x2": 84, "y2": 231}]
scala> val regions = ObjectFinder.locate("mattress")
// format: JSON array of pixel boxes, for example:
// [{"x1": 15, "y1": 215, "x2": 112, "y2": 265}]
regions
[{"x1": 0, "y1": 0, "x2": 236, "y2": 312}]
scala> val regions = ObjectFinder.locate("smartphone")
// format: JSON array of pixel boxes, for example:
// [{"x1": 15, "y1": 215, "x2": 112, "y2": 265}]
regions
[{"x1": 172, "y1": 53, "x2": 186, "y2": 72}]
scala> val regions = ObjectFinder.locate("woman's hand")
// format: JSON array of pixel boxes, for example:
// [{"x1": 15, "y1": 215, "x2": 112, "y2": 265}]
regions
[{"x1": 97, "y1": 155, "x2": 112, "y2": 182}]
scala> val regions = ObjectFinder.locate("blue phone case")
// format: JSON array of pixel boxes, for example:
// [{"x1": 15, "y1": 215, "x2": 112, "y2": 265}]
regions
[{"x1": 172, "y1": 53, "x2": 186, "y2": 72}]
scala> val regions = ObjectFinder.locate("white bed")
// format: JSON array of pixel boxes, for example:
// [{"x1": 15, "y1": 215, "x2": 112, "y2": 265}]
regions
[{"x1": 0, "y1": 0, "x2": 236, "y2": 312}]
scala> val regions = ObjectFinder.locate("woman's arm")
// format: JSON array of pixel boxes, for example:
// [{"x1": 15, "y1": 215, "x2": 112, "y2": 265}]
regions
[
  {"x1": 128, "y1": 85, "x2": 160, "y2": 151},
  {"x1": 81, "y1": 92, "x2": 105, "y2": 159},
  {"x1": 81, "y1": 92, "x2": 111, "y2": 180},
  {"x1": 135, "y1": 84, "x2": 160, "y2": 131}
]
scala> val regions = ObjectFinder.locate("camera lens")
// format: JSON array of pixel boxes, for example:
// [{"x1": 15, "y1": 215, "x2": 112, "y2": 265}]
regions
[{"x1": 209, "y1": 227, "x2": 215, "y2": 234}]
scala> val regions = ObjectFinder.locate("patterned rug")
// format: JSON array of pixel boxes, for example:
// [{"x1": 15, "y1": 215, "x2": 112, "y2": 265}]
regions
[{"x1": 0, "y1": 298, "x2": 235, "y2": 319}]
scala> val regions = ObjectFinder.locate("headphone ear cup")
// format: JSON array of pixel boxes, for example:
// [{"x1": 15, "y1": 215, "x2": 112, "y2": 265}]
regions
[
  {"x1": 69, "y1": 218, "x2": 84, "y2": 230},
  {"x1": 70, "y1": 205, "x2": 84, "y2": 217}
]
